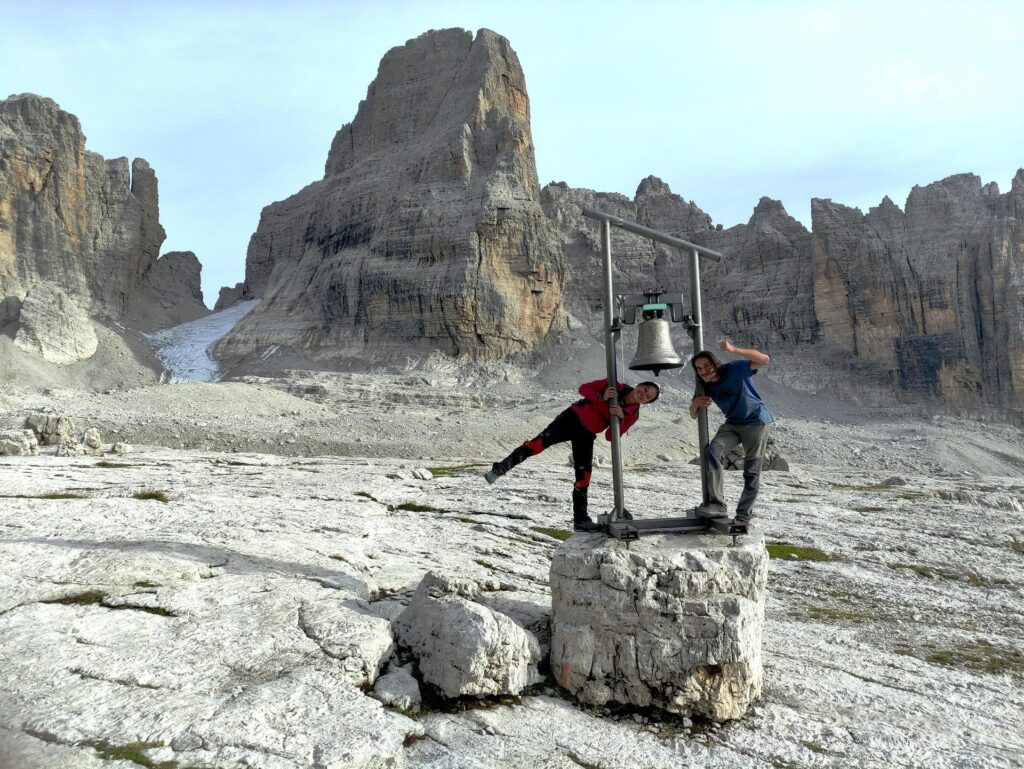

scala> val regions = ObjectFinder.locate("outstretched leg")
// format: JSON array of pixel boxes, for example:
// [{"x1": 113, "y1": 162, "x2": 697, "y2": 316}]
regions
[{"x1": 485, "y1": 409, "x2": 576, "y2": 484}]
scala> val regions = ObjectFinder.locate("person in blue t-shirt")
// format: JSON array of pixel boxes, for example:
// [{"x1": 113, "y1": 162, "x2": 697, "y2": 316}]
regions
[{"x1": 688, "y1": 340, "x2": 774, "y2": 523}]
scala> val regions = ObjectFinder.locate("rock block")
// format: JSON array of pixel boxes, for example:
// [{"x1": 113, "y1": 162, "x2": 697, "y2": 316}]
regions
[
  {"x1": 13, "y1": 282, "x2": 97, "y2": 364},
  {"x1": 370, "y1": 664, "x2": 422, "y2": 713},
  {"x1": 393, "y1": 571, "x2": 541, "y2": 698},
  {"x1": 23, "y1": 411, "x2": 75, "y2": 445},
  {"x1": 0, "y1": 429, "x2": 39, "y2": 456},
  {"x1": 297, "y1": 600, "x2": 394, "y2": 686},
  {"x1": 550, "y1": 531, "x2": 768, "y2": 721}
]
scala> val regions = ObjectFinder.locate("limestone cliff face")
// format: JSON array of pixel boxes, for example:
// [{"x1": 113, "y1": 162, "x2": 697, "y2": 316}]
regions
[
  {"x1": 540, "y1": 176, "x2": 713, "y2": 314},
  {"x1": 217, "y1": 28, "x2": 563, "y2": 363},
  {"x1": 811, "y1": 172, "x2": 1024, "y2": 411},
  {"x1": 543, "y1": 171, "x2": 1024, "y2": 415},
  {"x1": 541, "y1": 177, "x2": 813, "y2": 353},
  {"x1": 131, "y1": 251, "x2": 209, "y2": 331},
  {"x1": 0, "y1": 94, "x2": 166, "y2": 320}
]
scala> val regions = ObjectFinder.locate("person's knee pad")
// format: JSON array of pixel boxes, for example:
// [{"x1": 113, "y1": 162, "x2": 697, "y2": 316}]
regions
[
  {"x1": 524, "y1": 437, "x2": 544, "y2": 456},
  {"x1": 573, "y1": 469, "x2": 591, "y2": 490}
]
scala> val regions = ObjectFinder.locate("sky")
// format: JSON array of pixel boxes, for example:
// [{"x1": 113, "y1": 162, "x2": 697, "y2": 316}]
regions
[{"x1": 3, "y1": 0, "x2": 1022, "y2": 306}]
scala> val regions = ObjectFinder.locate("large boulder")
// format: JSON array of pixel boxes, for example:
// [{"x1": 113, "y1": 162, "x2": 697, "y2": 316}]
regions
[
  {"x1": 215, "y1": 28, "x2": 564, "y2": 366},
  {"x1": 393, "y1": 571, "x2": 541, "y2": 698},
  {"x1": 0, "y1": 429, "x2": 39, "y2": 456},
  {"x1": 550, "y1": 531, "x2": 768, "y2": 721},
  {"x1": 13, "y1": 282, "x2": 98, "y2": 364},
  {"x1": 24, "y1": 410, "x2": 75, "y2": 445}
]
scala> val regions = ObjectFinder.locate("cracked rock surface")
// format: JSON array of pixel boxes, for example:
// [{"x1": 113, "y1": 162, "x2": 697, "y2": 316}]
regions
[{"x1": 0, "y1": 374, "x2": 1022, "y2": 768}]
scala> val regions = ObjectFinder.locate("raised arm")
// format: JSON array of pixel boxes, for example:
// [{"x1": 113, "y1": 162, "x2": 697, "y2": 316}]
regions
[{"x1": 719, "y1": 340, "x2": 770, "y2": 369}]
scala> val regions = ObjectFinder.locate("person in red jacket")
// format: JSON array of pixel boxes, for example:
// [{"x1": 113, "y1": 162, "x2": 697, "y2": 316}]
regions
[{"x1": 484, "y1": 378, "x2": 660, "y2": 531}]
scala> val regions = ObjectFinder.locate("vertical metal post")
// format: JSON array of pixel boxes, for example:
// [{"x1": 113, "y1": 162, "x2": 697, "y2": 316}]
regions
[
  {"x1": 690, "y1": 247, "x2": 710, "y2": 504},
  {"x1": 601, "y1": 219, "x2": 625, "y2": 519}
]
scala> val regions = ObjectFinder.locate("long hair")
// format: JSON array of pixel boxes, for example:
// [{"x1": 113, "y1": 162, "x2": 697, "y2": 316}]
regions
[{"x1": 691, "y1": 350, "x2": 722, "y2": 379}]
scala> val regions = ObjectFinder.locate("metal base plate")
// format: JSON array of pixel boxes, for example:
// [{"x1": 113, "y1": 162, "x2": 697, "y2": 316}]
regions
[{"x1": 603, "y1": 514, "x2": 748, "y2": 540}]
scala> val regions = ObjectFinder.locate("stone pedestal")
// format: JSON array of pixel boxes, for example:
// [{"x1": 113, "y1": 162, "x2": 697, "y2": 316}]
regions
[{"x1": 549, "y1": 530, "x2": 768, "y2": 721}]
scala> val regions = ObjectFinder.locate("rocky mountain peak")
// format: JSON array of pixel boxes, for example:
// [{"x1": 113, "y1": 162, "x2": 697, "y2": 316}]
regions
[
  {"x1": 217, "y1": 28, "x2": 563, "y2": 366},
  {"x1": 0, "y1": 93, "x2": 207, "y2": 362},
  {"x1": 635, "y1": 175, "x2": 672, "y2": 197}
]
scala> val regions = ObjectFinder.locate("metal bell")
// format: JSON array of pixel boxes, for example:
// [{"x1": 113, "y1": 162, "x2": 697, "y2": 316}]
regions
[{"x1": 628, "y1": 316, "x2": 684, "y2": 375}]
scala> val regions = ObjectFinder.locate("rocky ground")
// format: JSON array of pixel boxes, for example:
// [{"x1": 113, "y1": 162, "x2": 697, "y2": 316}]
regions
[{"x1": 1, "y1": 369, "x2": 1023, "y2": 768}]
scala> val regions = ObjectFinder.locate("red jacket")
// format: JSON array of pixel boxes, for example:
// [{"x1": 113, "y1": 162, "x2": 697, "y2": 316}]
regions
[{"x1": 571, "y1": 378, "x2": 639, "y2": 440}]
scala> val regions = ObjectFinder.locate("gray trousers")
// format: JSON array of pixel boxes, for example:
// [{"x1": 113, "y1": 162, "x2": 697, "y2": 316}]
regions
[{"x1": 705, "y1": 422, "x2": 771, "y2": 519}]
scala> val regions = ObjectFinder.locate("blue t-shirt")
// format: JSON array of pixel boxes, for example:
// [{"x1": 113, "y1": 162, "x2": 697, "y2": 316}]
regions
[{"x1": 701, "y1": 360, "x2": 774, "y2": 426}]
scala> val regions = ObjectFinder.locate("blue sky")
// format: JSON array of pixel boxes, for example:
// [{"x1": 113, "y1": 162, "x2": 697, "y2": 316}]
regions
[{"x1": 3, "y1": 0, "x2": 1022, "y2": 306}]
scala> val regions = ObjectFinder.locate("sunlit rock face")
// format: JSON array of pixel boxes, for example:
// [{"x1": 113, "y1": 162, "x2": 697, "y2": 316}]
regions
[
  {"x1": 0, "y1": 94, "x2": 207, "y2": 341},
  {"x1": 13, "y1": 282, "x2": 97, "y2": 363},
  {"x1": 217, "y1": 28, "x2": 564, "y2": 365},
  {"x1": 0, "y1": 94, "x2": 165, "y2": 319},
  {"x1": 811, "y1": 171, "x2": 1024, "y2": 414}
]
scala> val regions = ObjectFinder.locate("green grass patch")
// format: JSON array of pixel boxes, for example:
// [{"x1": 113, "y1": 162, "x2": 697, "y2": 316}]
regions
[
  {"x1": 133, "y1": 581, "x2": 160, "y2": 588},
  {"x1": 802, "y1": 605, "x2": 873, "y2": 623},
  {"x1": 801, "y1": 740, "x2": 830, "y2": 755},
  {"x1": 354, "y1": 490, "x2": 379, "y2": 502},
  {"x1": 530, "y1": 526, "x2": 572, "y2": 541},
  {"x1": 95, "y1": 460, "x2": 129, "y2": 468},
  {"x1": 889, "y1": 562, "x2": 999, "y2": 587},
  {"x1": 1008, "y1": 539, "x2": 1024, "y2": 556},
  {"x1": 426, "y1": 463, "x2": 484, "y2": 478},
  {"x1": 766, "y1": 543, "x2": 841, "y2": 562},
  {"x1": 132, "y1": 490, "x2": 170, "y2": 503},
  {"x1": 852, "y1": 505, "x2": 886, "y2": 513},
  {"x1": 395, "y1": 502, "x2": 444, "y2": 513},
  {"x1": 896, "y1": 639, "x2": 1024, "y2": 678},
  {"x1": 474, "y1": 559, "x2": 498, "y2": 571},
  {"x1": 85, "y1": 740, "x2": 181, "y2": 769},
  {"x1": 455, "y1": 517, "x2": 478, "y2": 524},
  {"x1": 896, "y1": 490, "x2": 928, "y2": 500}
]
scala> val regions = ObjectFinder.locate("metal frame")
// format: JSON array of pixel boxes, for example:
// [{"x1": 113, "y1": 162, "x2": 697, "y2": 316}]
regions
[{"x1": 581, "y1": 206, "x2": 737, "y2": 539}]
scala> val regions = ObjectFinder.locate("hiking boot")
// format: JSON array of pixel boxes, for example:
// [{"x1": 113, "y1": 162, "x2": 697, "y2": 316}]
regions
[
  {"x1": 696, "y1": 501, "x2": 728, "y2": 518},
  {"x1": 573, "y1": 515, "x2": 603, "y2": 532},
  {"x1": 483, "y1": 463, "x2": 505, "y2": 485}
]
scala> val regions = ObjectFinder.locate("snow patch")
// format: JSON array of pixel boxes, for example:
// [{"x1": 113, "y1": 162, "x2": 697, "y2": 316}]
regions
[{"x1": 148, "y1": 299, "x2": 259, "y2": 382}]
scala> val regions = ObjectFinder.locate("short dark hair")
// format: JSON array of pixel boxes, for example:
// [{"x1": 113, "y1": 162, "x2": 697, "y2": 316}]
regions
[
  {"x1": 637, "y1": 381, "x2": 660, "y2": 402},
  {"x1": 691, "y1": 351, "x2": 722, "y2": 377}
]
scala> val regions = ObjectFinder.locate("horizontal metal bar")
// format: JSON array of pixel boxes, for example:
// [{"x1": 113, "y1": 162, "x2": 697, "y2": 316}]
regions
[{"x1": 582, "y1": 206, "x2": 723, "y2": 261}]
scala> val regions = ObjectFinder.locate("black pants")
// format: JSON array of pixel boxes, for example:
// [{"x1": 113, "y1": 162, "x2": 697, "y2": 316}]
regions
[{"x1": 493, "y1": 409, "x2": 596, "y2": 521}]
